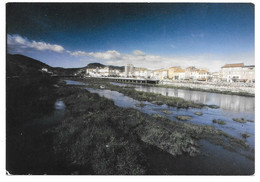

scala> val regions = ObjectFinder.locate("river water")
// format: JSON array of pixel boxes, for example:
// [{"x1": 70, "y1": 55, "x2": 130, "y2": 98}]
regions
[{"x1": 66, "y1": 80, "x2": 255, "y2": 174}]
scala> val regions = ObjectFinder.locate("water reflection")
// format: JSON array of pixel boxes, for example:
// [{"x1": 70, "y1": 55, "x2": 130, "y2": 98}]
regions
[{"x1": 110, "y1": 82, "x2": 254, "y2": 113}]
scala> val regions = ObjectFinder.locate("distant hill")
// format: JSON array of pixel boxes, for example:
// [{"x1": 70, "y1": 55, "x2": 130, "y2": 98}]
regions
[
  {"x1": 6, "y1": 54, "x2": 52, "y2": 77},
  {"x1": 86, "y1": 63, "x2": 124, "y2": 72},
  {"x1": 86, "y1": 63, "x2": 105, "y2": 68},
  {"x1": 6, "y1": 54, "x2": 125, "y2": 77}
]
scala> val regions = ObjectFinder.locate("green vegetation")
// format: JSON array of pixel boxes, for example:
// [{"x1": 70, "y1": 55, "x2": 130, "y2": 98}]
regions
[
  {"x1": 242, "y1": 133, "x2": 251, "y2": 139},
  {"x1": 176, "y1": 115, "x2": 192, "y2": 121},
  {"x1": 161, "y1": 109, "x2": 173, "y2": 115},
  {"x1": 194, "y1": 112, "x2": 203, "y2": 116},
  {"x1": 135, "y1": 103, "x2": 146, "y2": 108},
  {"x1": 75, "y1": 78, "x2": 205, "y2": 109},
  {"x1": 208, "y1": 105, "x2": 220, "y2": 109},
  {"x1": 212, "y1": 119, "x2": 226, "y2": 125},
  {"x1": 232, "y1": 118, "x2": 247, "y2": 123}
]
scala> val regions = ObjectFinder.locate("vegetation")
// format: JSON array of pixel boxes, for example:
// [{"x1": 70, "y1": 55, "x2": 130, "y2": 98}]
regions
[
  {"x1": 208, "y1": 105, "x2": 220, "y2": 109},
  {"x1": 194, "y1": 112, "x2": 203, "y2": 116},
  {"x1": 212, "y1": 119, "x2": 226, "y2": 125},
  {"x1": 232, "y1": 118, "x2": 247, "y2": 123},
  {"x1": 242, "y1": 133, "x2": 251, "y2": 139},
  {"x1": 176, "y1": 115, "x2": 192, "y2": 121},
  {"x1": 161, "y1": 109, "x2": 173, "y2": 115},
  {"x1": 75, "y1": 77, "x2": 205, "y2": 109}
]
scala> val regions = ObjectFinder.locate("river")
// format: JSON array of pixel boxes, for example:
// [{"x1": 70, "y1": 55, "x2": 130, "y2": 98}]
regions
[{"x1": 66, "y1": 80, "x2": 255, "y2": 174}]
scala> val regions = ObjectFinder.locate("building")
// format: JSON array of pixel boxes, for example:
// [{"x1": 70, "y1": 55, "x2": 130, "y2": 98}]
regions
[
  {"x1": 168, "y1": 66, "x2": 181, "y2": 79},
  {"x1": 152, "y1": 69, "x2": 168, "y2": 80},
  {"x1": 241, "y1": 65, "x2": 255, "y2": 83},
  {"x1": 125, "y1": 64, "x2": 134, "y2": 77},
  {"x1": 172, "y1": 68, "x2": 186, "y2": 80},
  {"x1": 220, "y1": 63, "x2": 255, "y2": 82},
  {"x1": 185, "y1": 66, "x2": 199, "y2": 80},
  {"x1": 210, "y1": 72, "x2": 220, "y2": 82},
  {"x1": 197, "y1": 69, "x2": 209, "y2": 81},
  {"x1": 133, "y1": 67, "x2": 149, "y2": 78}
]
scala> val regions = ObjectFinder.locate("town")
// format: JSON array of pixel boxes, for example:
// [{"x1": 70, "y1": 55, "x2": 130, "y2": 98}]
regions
[{"x1": 84, "y1": 63, "x2": 255, "y2": 83}]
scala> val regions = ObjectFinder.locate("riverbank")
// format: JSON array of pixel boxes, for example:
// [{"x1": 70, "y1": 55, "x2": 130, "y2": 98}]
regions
[
  {"x1": 90, "y1": 77, "x2": 254, "y2": 97},
  {"x1": 160, "y1": 81, "x2": 255, "y2": 97},
  {"x1": 6, "y1": 75, "x2": 61, "y2": 174},
  {"x1": 52, "y1": 80, "x2": 253, "y2": 174},
  {"x1": 71, "y1": 78, "x2": 206, "y2": 109},
  {"x1": 6, "y1": 76, "x2": 254, "y2": 174}
]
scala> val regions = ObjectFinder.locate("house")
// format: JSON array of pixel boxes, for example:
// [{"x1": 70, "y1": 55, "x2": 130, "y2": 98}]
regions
[
  {"x1": 220, "y1": 63, "x2": 255, "y2": 83},
  {"x1": 133, "y1": 67, "x2": 149, "y2": 78},
  {"x1": 197, "y1": 69, "x2": 209, "y2": 81},
  {"x1": 172, "y1": 68, "x2": 186, "y2": 80},
  {"x1": 185, "y1": 66, "x2": 199, "y2": 80},
  {"x1": 152, "y1": 69, "x2": 168, "y2": 80},
  {"x1": 168, "y1": 66, "x2": 181, "y2": 79}
]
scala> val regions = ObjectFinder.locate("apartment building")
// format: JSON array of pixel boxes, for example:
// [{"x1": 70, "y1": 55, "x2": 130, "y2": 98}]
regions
[{"x1": 220, "y1": 63, "x2": 255, "y2": 82}]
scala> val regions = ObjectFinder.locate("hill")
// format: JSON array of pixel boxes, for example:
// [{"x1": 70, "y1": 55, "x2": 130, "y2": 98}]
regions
[
  {"x1": 6, "y1": 54, "x2": 125, "y2": 77},
  {"x1": 6, "y1": 54, "x2": 52, "y2": 77}
]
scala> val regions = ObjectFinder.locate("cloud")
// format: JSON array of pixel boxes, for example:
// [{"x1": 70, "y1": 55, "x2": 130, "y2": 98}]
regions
[
  {"x1": 66, "y1": 50, "x2": 89, "y2": 56},
  {"x1": 7, "y1": 34, "x2": 65, "y2": 53},
  {"x1": 67, "y1": 50, "x2": 121, "y2": 60},
  {"x1": 67, "y1": 48, "x2": 229, "y2": 71},
  {"x1": 88, "y1": 50, "x2": 121, "y2": 60},
  {"x1": 132, "y1": 50, "x2": 146, "y2": 56}
]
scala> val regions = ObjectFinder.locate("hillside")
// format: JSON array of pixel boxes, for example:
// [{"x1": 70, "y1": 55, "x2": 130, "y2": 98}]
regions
[
  {"x1": 6, "y1": 54, "x2": 125, "y2": 77},
  {"x1": 6, "y1": 54, "x2": 52, "y2": 77}
]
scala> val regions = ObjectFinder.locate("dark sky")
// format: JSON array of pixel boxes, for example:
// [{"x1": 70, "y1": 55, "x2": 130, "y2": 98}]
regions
[{"x1": 6, "y1": 3, "x2": 255, "y2": 70}]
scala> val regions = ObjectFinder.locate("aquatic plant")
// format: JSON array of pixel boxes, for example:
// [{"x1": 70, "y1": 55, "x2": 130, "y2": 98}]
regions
[{"x1": 212, "y1": 119, "x2": 226, "y2": 125}]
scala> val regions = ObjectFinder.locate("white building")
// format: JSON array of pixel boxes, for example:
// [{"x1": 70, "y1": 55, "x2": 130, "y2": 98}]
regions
[
  {"x1": 125, "y1": 64, "x2": 134, "y2": 77},
  {"x1": 220, "y1": 63, "x2": 255, "y2": 83}
]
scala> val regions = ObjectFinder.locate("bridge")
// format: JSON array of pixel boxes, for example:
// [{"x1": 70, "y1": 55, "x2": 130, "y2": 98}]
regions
[{"x1": 98, "y1": 77, "x2": 160, "y2": 84}]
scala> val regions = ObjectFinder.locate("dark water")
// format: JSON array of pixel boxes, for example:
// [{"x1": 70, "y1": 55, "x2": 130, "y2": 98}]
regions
[
  {"x1": 67, "y1": 80, "x2": 255, "y2": 174},
  {"x1": 26, "y1": 100, "x2": 66, "y2": 126}
]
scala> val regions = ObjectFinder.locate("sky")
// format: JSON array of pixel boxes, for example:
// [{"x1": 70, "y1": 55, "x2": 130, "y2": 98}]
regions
[{"x1": 6, "y1": 3, "x2": 254, "y2": 72}]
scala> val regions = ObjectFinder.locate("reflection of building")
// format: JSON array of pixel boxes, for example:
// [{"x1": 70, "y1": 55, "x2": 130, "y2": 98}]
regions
[
  {"x1": 220, "y1": 63, "x2": 255, "y2": 83},
  {"x1": 125, "y1": 64, "x2": 134, "y2": 77}
]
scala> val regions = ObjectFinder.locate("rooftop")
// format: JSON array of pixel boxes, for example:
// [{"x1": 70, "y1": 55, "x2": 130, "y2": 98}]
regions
[{"x1": 221, "y1": 63, "x2": 244, "y2": 68}]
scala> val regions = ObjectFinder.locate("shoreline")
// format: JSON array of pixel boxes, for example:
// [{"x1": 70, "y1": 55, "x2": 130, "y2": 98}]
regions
[{"x1": 105, "y1": 79, "x2": 255, "y2": 97}]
